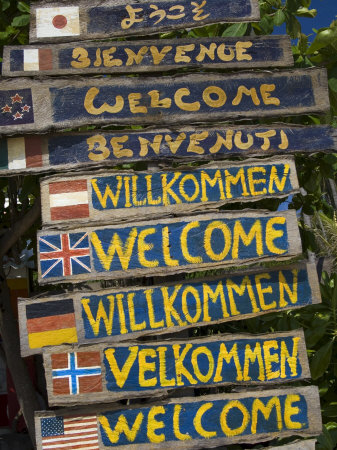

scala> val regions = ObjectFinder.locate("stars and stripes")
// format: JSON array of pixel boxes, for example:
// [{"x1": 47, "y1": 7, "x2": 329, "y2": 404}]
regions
[
  {"x1": 51, "y1": 352, "x2": 102, "y2": 396},
  {"x1": 40, "y1": 415, "x2": 99, "y2": 450},
  {"x1": 39, "y1": 232, "x2": 91, "y2": 279},
  {"x1": 0, "y1": 89, "x2": 34, "y2": 127},
  {"x1": 36, "y1": 7, "x2": 80, "y2": 38},
  {"x1": 48, "y1": 180, "x2": 90, "y2": 222}
]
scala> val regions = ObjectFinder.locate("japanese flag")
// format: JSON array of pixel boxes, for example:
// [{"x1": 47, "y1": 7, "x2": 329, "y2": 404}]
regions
[{"x1": 36, "y1": 6, "x2": 80, "y2": 38}]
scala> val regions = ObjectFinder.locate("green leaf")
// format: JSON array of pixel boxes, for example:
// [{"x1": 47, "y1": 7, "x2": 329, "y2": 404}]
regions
[
  {"x1": 274, "y1": 10, "x2": 286, "y2": 26},
  {"x1": 222, "y1": 23, "x2": 248, "y2": 37},
  {"x1": 296, "y1": 7, "x2": 317, "y2": 18},
  {"x1": 17, "y1": 2, "x2": 30, "y2": 13},
  {"x1": 308, "y1": 28, "x2": 337, "y2": 53},
  {"x1": 310, "y1": 340, "x2": 333, "y2": 380},
  {"x1": 11, "y1": 14, "x2": 30, "y2": 27},
  {"x1": 2, "y1": 0, "x2": 10, "y2": 11}
]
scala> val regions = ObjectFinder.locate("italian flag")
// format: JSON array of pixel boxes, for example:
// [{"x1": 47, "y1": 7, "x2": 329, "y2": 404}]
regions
[{"x1": 0, "y1": 136, "x2": 43, "y2": 170}]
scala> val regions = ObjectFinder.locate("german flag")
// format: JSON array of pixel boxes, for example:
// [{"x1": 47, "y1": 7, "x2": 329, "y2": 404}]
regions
[{"x1": 26, "y1": 299, "x2": 78, "y2": 350}]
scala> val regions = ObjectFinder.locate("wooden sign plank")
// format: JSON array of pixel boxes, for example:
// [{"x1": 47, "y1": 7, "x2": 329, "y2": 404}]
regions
[
  {"x1": 37, "y1": 210, "x2": 302, "y2": 284},
  {"x1": 18, "y1": 261, "x2": 320, "y2": 356},
  {"x1": 3, "y1": 36, "x2": 292, "y2": 77},
  {"x1": 40, "y1": 157, "x2": 300, "y2": 226},
  {"x1": 35, "y1": 386, "x2": 322, "y2": 449},
  {"x1": 43, "y1": 330, "x2": 310, "y2": 406},
  {"x1": 1, "y1": 125, "x2": 336, "y2": 176},
  {"x1": 0, "y1": 69, "x2": 328, "y2": 135},
  {"x1": 264, "y1": 440, "x2": 316, "y2": 450},
  {"x1": 30, "y1": 0, "x2": 260, "y2": 44}
]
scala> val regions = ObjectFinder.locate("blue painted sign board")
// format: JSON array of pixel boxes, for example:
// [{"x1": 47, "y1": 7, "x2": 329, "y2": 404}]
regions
[
  {"x1": 19, "y1": 262, "x2": 320, "y2": 356},
  {"x1": 37, "y1": 210, "x2": 302, "y2": 284},
  {"x1": 35, "y1": 386, "x2": 321, "y2": 449},
  {"x1": 40, "y1": 157, "x2": 300, "y2": 226},
  {"x1": 3, "y1": 36, "x2": 292, "y2": 76},
  {"x1": 1, "y1": 125, "x2": 335, "y2": 176},
  {"x1": 30, "y1": 0, "x2": 260, "y2": 43},
  {"x1": 0, "y1": 69, "x2": 328, "y2": 135},
  {"x1": 42, "y1": 330, "x2": 310, "y2": 405}
]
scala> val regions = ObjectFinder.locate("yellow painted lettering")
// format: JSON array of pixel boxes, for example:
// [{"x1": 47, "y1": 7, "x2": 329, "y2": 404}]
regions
[
  {"x1": 204, "y1": 221, "x2": 231, "y2": 261},
  {"x1": 209, "y1": 131, "x2": 233, "y2": 153},
  {"x1": 84, "y1": 87, "x2": 124, "y2": 115},
  {"x1": 145, "y1": 175, "x2": 162, "y2": 206},
  {"x1": 255, "y1": 130, "x2": 277, "y2": 151},
  {"x1": 181, "y1": 286, "x2": 202, "y2": 323},
  {"x1": 91, "y1": 228, "x2": 137, "y2": 271},
  {"x1": 71, "y1": 47, "x2": 90, "y2": 68},
  {"x1": 138, "y1": 227, "x2": 158, "y2": 268},
  {"x1": 139, "y1": 348, "x2": 157, "y2": 387},
  {"x1": 217, "y1": 43, "x2": 235, "y2": 61},
  {"x1": 157, "y1": 346, "x2": 176, "y2": 387},
  {"x1": 104, "y1": 346, "x2": 138, "y2": 388},
  {"x1": 279, "y1": 130, "x2": 289, "y2": 150},
  {"x1": 165, "y1": 133, "x2": 186, "y2": 154},
  {"x1": 247, "y1": 167, "x2": 267, "y2": 196},
  {"x1": 251, "y1": 397, "x2": 282, "y2": 434},
  {"x1": 187, "y1": 132, "x2": 208, "y2": 154},
  {"x1": 243, "y1": 343, "x2": 265, "y2": 381},
  {"x1": 226, "y1": 276, "x2": 259, "y2": 314},
  {"x1": 279, "y1": 269, "x2": 298, "y2": 308},
  {"x1": 162, "y1": 172, "x2": 182, "y2": 205},
  {"x1": 203, "y1": 281, "x2": 231, "y2": 322},
  {"x1": 203, "y1": 86, "x2": 227, "y2": 108},
  {"x1": 194, "y1": 403, "x2": 217, "y2": 438},
  {"x1": 173, "y1": 344, "x2": 197, "y2": 385},
  {"x1": 127, "y1": 293, "x2": 146, "y2": 331},
  {"x1": 236, "y1": 41, "x2": 253, "y2": 61},
  {"x1": 268, "y1": 164, "x2": 290, "y2": 194},
  {"x1": 284, "y1": 395, "x2": 303, "y2": 429},
  {"x1": 173, "y1": 405, "x2": 191, "y2": 440},
  {"x1": 150, "y1": 45, "x2": 172, "y2": 65},
  {"x1": 214, "y1": 343, "x2": 243, "y2": 382},
  {"x1": 179, "y1": 174, "x2": 200, "y2": 202},
  {"x1": 196, "y1": 43, "x2": 217, "y2": 62},
  {"x1": 234, "y1": 131, "x2": 254, "y2": 150},
  {"x1": 191, "y1": 346, "x2": 214, "y2": 383},
  {"x1": 260, "y1": 84, "x2": 280, "y2": 106},
  {"x1": 91, "y1": 177, "x2": 123, "y2": 208},
  {"x1": 103, "y1": 47, "x2": 122, "y2": 67},
  {"x1": 280, "y1": 337, "x2": 300, "y2": 378},
  {"x1": 232, "y1": 220, "x2": 263, "y2": 258},
  {"x1": 225, "y1": 168, "x2": 249, "y2": 199},
  {"x1": 98, "y1": 413, "x2": 143, "y2": 444},
  {"x1": 220, "y1": 401, "x2": 250, "y2": 436},
  {"x1": 162, "y1": 226, "x2": 179, "y2": 267},
  {"x1": 181, "y1": 221, "x2": 203, "y2": 264},
  {"x1": 145, "y1": 288, "x2": 165, "y2": 329},
  {"x1": 148, "y1": 90, "x2": 171, "y2": 109},
  {"x1": 175, "y1": 44, "x2": 195, "y2": 63},
  {"x1": 129, "y1": 93, "x2": 147, "y2": 114},
  {"x1": 110, "y1": 136, "x2": 133, "y2": 159},
  {"x1": 255, "y1": 273, "x2": 274, "y2": 311},
  {"x1": 174, "y1": 88, "x2": 200, "y2": 111},
  {"x1": 87, "y1": 135, "x2": 110, "y2": 162},
  {"x1": 139, "y1": 135, "x2": 163, "y2": 157},
  {"x1": 125, "y1": 46, "x2": 148, "y2": 65},
  {"x1": 161, "y1": 285, "x2": 186, "y2": 327},
  {"x1": 266, "y1": 217, "x2": 286, "y2": 254},
  {"x1": 232, "y1": 86, "x2": 260, "y2": 106},
  {"x1": 147, "y1": 406, "x2": 165, "y2": 443},
  {"x1": 81, "y1": 296, "x2": 116, "y2": 337},
  {"x1": 263, "y1": 340, "x2": 280, "y2": 380},
  {"x1": 200, "y1": 169, "x2": 225, "y2": 202}
]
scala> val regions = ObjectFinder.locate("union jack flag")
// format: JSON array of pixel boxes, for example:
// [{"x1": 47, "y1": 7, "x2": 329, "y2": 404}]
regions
[{"x1": 39, "y1": 232, "x2": 91, "y2": 279}]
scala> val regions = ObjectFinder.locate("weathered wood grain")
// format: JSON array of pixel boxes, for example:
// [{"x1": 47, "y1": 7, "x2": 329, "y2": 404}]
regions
[
  {"x1": 35, "y1": 385, "x2": 322, "y2": 449},
  {"x1": 30, "y1": 0, "x2": 260, "y2": 44},
  {"x1": 3, "y1": 36, "x2": 292, "y2": 77},
  {"x1": 263, "y1": 440, "x2": 316, "y2": 450},
  {"x1": 0, "y1": 69, "x2": 329, "y2": 135},
  {"x1": 37, "y1": 209, "x2": 302, "y2": 285},
  {"x1": 1, "y1": 124, "x2": 336, "y2": 176},
  {"x1": 18, "y1": 261, "x2": 320, "y2": 356},
  {"x1": 40, "y1": 157, "x2": 300, "y2": 226},
  {"x1": 43, "y1": 330, "x2": 310, "y2": 406}
]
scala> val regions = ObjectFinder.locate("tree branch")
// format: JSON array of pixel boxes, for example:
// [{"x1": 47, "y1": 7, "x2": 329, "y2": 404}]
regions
[{"x1": 0, "y1": 198, "x2": 41, "y2": 261}]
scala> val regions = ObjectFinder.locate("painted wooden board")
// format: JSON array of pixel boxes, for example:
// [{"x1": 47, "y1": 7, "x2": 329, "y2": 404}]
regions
[
  {"x1": 1, "y1": 124, "x2": 336, "y2": 176},
  {"x1": 18, "y1": 261, "x2": 320, "y2": 356},
  {"x1": 30, "y1": 0, "x2": 260, "y2": 44},
  {"x1": 0, "y1": 69, "x2": 329, "y2": 135},
  {"x1": 37, "y1": 209, "x2": 302, "y2": 285},
  {"x1": 35, "y1": 385, "x2": 322, "y2": 449},
  {"x1": 40, "y1": 157, "x2": 300, "y2": 226},
  {"x1": 3, "y1": 36, "x2": 292, "y2": 77},
  {"x1": 264, "y1": 440, "x2": 316, "y2": 450},
  {"x1": 42, "y1": 330, "x2": 309, "y2": 406}
]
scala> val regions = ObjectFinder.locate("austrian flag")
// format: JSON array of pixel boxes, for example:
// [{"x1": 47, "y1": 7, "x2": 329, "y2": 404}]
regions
[
  {"x1": 36, "y1": 6, "x2": 80, "y2": 38},
  {"x1": 48, "y1": 179, "x2": 90, "y2": 222}
]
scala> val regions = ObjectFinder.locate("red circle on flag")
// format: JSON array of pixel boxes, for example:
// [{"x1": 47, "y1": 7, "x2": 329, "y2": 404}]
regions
[{"x1": 52, "y1": 15, "x2": 68, "y2": 29}]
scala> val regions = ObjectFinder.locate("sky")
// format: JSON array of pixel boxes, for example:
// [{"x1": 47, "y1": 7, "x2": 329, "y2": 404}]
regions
[{"x1": 274, "y1": 0, "x2": 336, "y2": 39}]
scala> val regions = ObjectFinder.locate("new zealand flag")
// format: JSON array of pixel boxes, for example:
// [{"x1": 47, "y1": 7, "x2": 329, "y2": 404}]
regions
[{"x1": 0, "y1": 89, "x2": 34, "y2": 126}]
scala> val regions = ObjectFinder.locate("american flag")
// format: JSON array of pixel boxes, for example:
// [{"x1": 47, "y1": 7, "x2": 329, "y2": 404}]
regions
[
  {"x1": 39, "y1": 232, "x2": 91, "y2": 279},
  {"x1": 40, "y1": 415, "x2": 99, "y2": 450}
]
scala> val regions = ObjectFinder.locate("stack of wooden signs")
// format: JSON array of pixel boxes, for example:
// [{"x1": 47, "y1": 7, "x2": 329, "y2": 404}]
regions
[{"x1": 1, "y1": 0, "x2": 335, "y2": 448}]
